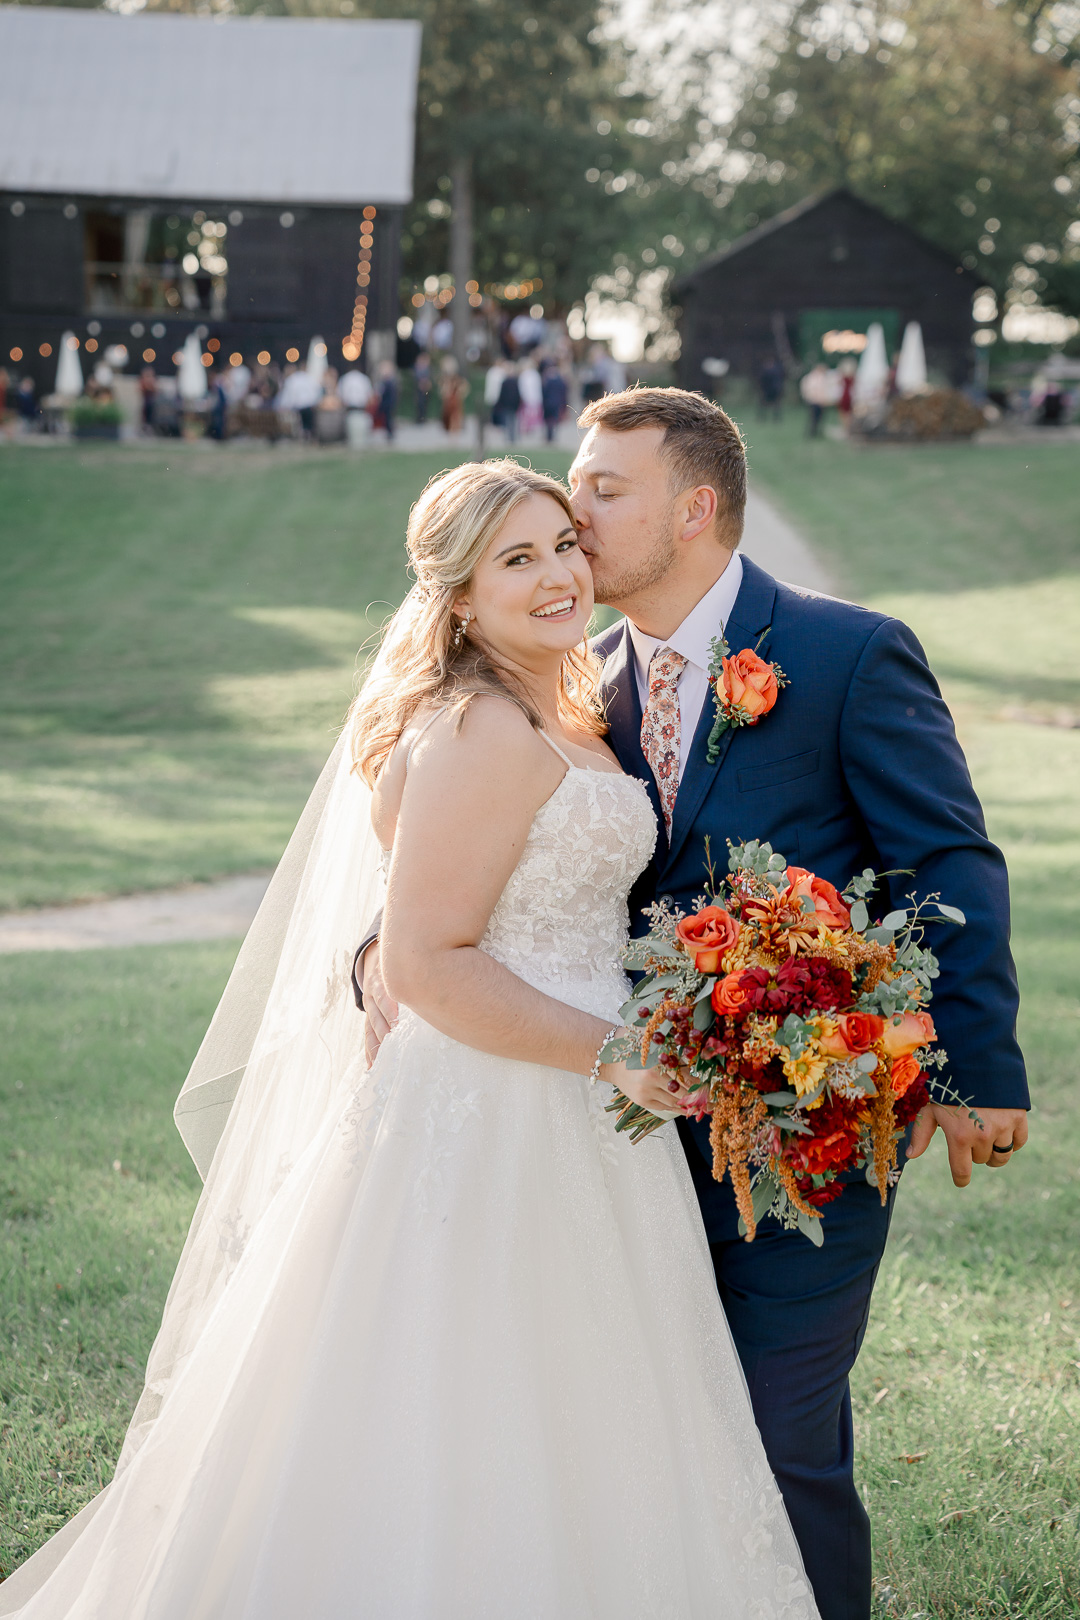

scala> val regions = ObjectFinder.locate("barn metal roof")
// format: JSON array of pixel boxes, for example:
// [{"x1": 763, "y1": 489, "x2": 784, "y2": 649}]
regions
[
  {"x1": 672, "y1": 188, "x2": 976, "y2": 296},
  {"x1": 0, "y1": 6, "x2": 421, "y2": 207}
]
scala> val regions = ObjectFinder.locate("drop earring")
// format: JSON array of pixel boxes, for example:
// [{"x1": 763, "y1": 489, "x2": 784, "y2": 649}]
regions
[{"x1": 452, "y1": 611, "x2": 472, "y2": 651}]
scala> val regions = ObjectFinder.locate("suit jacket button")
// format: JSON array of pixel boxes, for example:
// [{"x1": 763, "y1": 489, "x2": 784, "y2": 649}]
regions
[{"x1": 659, "y1": 893, "x2": 675, "y2": 907}]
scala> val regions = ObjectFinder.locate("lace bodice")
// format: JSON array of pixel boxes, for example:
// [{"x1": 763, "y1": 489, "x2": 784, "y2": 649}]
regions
[{"x1": 480, "y1": 766, "x2": 657, "y2": 1013}]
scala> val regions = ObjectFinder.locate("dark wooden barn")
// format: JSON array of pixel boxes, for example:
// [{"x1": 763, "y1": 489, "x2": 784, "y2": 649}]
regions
[
  {"x1": 672, "y1": 189, "x2": 980, "y2": 390},
  {"x1": 0, "y1": 6, "x2": 420, "y2": 391}
]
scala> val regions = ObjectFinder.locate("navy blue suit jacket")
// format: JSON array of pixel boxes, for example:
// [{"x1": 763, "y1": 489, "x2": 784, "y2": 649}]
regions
[{"x1": 594, "y1": 555, "x2": 1028, "y2": 1115}]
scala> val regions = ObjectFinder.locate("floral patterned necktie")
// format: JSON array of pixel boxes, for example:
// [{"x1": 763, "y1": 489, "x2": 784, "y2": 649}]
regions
[{"x1": 640, "y1": 646, "x2": 687, "y2": 839}]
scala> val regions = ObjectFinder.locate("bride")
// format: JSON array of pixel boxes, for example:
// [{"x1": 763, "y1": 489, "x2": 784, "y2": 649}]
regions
[{"x1": 2, "y1": 461, "x2": 817, "y2": 1620}]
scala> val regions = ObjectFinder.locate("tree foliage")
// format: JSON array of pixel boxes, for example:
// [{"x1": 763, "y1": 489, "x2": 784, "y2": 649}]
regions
[
  {"x1": 717, "y1": 0, "x2": 1079, "y2": 295},
  {"x1": 340, "y1": 0, "x2": 664, "y2": 309}
]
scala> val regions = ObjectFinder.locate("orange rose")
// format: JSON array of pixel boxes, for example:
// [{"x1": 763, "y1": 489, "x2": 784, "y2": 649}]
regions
[
  {"x1": 722, "y1": 650, "x2": 778, "y2": 720},
  {"x1": 881, "y1": 1010, "x2": 936, "y2": 1057},
  {"x1": 890, "y1": 1053, "x2": 922, "y2": 1096},
  {"x1": 712, "y1": 972, "x2": 750, "y2": 1014},
  {"x1": 785, "y1": 867, "x2": 852, "y2": 930},
  {"x1": 675, "y1": 906, "x2": 741, "y2": 974},
  {"x1": 817, "y1": 1012, "x2": 885, "y2": 1059}
]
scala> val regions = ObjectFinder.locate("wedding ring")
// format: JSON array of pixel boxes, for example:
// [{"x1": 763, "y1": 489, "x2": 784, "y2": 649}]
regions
[{"x1": 992, "y1": 1141, "x2": 1014, "y2": 1154}]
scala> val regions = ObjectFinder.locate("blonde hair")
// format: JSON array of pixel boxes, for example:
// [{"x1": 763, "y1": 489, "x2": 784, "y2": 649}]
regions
[{"x1": 351, "y1": 460, "x2": 606, "y2": 786}]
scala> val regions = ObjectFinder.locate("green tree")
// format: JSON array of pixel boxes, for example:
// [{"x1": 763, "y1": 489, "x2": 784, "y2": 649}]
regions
[
  {"x1": 704, "y1": 0, "x2": 1080, "y2": 303},
  {"x1": 342, "y1": 0, "x2": 663, "y2": 358}
]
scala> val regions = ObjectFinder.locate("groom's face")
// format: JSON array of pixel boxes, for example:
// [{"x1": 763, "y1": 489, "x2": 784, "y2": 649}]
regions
[{"x1": 568, "y1": 425, "x2": 678, "y2": 608}]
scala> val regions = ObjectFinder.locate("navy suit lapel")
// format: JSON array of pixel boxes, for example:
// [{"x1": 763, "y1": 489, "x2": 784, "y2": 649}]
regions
[
  {"x1": 599, "y1": 619, "x2": 668, "y2": 860},
  {"x1": 663, "y1": 557, "x2": 779, "y2": 875}
]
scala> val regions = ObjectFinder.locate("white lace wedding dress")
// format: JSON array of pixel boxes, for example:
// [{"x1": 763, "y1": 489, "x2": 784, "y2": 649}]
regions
[{"x1": 4, "y1": 744, "x2": 816, "y2": 1620}]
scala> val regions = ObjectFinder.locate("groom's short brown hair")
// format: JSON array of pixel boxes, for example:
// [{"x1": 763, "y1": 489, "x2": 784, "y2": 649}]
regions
[{"x1": 577, "y1": 386, "x2": 747, "y2": 547}]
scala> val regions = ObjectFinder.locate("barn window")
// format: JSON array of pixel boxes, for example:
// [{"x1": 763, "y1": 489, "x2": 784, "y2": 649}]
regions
[{"x1": 85, "y1": 209, "x2": 228, "y2": 319}]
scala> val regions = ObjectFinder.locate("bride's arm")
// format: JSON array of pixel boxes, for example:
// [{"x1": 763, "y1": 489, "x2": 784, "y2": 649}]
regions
[{"x1": 379, "y1": 699, "x2": 678, "y2": 1110}]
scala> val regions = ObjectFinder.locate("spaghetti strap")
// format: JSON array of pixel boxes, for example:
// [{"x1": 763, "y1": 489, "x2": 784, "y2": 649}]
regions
[
  {"x1": 405, "y1": 706, "x2": 449, "y2": 771},
  {"x1": 537, "y1": 729, "x2": 574, "y2": 769}
]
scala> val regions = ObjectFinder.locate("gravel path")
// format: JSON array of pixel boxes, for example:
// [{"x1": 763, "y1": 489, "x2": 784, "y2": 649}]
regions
[
  {"x1": 0, "y1": 875, "x2": 271, "y2": 954},
  {"x1": 0, "y1": 491, "x2": 829, "y2": 952}
]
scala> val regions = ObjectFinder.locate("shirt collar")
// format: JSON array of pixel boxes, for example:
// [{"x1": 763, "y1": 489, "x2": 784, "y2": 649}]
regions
[{"x1": 626, "y1": 550, "x2": 744, "y2": 684}]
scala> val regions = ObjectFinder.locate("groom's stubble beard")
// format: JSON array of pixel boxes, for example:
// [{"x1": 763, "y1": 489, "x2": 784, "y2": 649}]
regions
[{"x1": 588, "y1": 502, "x2": 679, "y2": 610}]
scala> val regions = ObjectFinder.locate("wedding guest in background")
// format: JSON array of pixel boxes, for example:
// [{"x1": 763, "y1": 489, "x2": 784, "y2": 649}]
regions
[
  {"x1": 800, "y1": 362, "x2": 836, "y2": 438},
  {"x1": 518, "y1": 358, "x2": 543, "y2": 436},
  {"x1": 16, "y1": 374, "x2": 38, "y2": 426},
  {"x1": 376, "y1": 359, "x2": 398, "y2": 442},
  {"x1": 338, "y1": 364, "x2": 373, "y2": 412},
  {"x1": 541, "y1": 360, "x2": 568, "y2": 443},
  {"x1": 439, "y1": 355, "x2": 467, "y2": 434},
  {"x1": 837, "y1": 358, "x2": 857, "y2": 436},
  {"x1": 413, "y1": 350, "x2": 433, "y2": 423},
  {"x1": 485, "y1": 357, "x2": 507, "y2": 430},
  {"x1": 206, "y1": 370, "x2": 228, "y2": 441},
  {"x1": 139, "y1": 365, "x2": 158, "y2": 434},
  {"x1": 225, "y1": 359, "x2": 252, "y2": 404},
  {"x1": 495, "y1": 361, "x2": 521, "y2": 443}
]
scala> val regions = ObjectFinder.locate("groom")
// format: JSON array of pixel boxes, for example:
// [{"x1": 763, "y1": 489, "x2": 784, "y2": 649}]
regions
[{"x1": 357, "y1": 387, "x2": 1029, "y2": 1620}]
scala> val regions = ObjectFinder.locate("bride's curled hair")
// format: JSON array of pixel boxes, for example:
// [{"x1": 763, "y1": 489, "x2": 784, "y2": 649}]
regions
[{"x1": 351, "y1": 459, "x2": 606, "y2": 785}]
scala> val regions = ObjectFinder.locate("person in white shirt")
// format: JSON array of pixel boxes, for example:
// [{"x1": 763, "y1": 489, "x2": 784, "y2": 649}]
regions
[{"x1": 338, "y1": 368, "x2": 374, "y2": 410}]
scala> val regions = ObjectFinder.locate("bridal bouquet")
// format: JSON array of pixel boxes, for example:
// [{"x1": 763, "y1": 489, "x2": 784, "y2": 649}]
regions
[{"x1": 601, "y1": 841, "x2": 969, "y2": 1245}]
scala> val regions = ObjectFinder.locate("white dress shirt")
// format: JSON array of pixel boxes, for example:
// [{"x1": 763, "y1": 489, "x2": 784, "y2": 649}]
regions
[{"x1": 625, "y1": 551, "x2": 744, "y2": 783}]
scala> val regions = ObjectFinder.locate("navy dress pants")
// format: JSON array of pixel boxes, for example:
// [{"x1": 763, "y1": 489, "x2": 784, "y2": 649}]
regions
[{"x1": 678, "y1": 1118, "x2": 899, "y2": 1620}]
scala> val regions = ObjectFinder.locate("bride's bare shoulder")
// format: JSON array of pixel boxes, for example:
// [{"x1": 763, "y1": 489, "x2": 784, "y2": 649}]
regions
[
  {"x1": 372, "y1": 696, "x2": 550, "y2": 842},
  {"x1": 411, "y1": 694, "x2": 544, "y2": 775}
]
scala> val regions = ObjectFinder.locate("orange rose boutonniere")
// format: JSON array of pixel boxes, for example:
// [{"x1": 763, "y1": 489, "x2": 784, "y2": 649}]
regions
[{"x1": 706, "y1": 632, "x2": 789, "y2": 762}]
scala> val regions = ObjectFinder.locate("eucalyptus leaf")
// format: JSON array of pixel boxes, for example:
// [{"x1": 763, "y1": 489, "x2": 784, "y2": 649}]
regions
[
  {"x1": 693, "y1": 996, "x2": 715, "y2": 1031},
  {"x1": 775, "y1": 1116, "x2": 813, "y2": 1135},
  {"x1": 796, "y1": 1209, "x2": 825, "y2": 1247},
  {"x1": 850, "y1": 899, "x2": 869, "y2": 932},
  {"x1": 693, "y1": 980, "x2": 716, "y2": 1002},
  {"x1": 750, "y1": 1173, "x2": 780, "y2": 1225},
  {"x1": 856, "y1": 1051, "x2": 879, "y2": 1073},
  {"x1": 935, "y1": 902, "x2": 967, "y2": 925},
  {"x1": 762, "y1": 1090, "x2": 800, "y2": 1105},
  {"x1": 863, "y1": 926, "x2": 896, "y2": 945},
  {"x1": 881, "y1": 909, "x2": 909, "y2": 930}
]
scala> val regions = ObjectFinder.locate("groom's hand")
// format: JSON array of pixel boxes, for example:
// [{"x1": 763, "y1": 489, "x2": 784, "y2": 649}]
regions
[
  {"x1": 907, "y1": 1102, "x2": 1029, "y2": 1187},
  {"x1": 361, "y1": 941, "x2": 399, "y2": 1068}
]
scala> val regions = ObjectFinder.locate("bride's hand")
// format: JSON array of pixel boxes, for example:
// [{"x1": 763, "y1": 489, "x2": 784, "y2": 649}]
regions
[{"x1": 598, "y1": 1058, "x2": 692, "y2": 1117}]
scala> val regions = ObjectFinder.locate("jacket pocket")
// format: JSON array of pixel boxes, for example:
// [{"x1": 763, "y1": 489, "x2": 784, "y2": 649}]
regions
[{"x1": 737, "y1": 749, "x2": 820, "y2": 793}]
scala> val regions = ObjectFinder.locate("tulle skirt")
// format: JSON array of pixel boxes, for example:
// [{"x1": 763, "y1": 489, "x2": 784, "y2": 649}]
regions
[{"x1": 4, "y1": 999, "x2": 816, "y2": 1620}]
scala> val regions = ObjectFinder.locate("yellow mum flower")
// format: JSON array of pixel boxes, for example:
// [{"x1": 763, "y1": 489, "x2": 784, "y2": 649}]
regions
[{"x1": 782, "y1": 1021, "x2": 833, "y2": 1105}]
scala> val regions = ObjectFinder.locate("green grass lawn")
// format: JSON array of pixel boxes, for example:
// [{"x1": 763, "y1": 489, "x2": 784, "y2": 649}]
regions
[
  {"x1": 0, "y1": 442, "x2": 572, "y2": 908},
  {"x1": 2, "y1": 428, "x2": 1079, "y2": 1614}
]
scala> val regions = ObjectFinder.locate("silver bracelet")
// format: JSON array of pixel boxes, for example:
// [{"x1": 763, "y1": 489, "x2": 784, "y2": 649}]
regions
[{"x1": 589, "y1": 1026, "x2": 623, "y2": 1086}]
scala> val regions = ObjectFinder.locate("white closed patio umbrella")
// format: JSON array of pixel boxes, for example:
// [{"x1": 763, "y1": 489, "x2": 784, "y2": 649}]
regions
[
  {"x1": 178, "y1": 333, "x2": 207, "y2": 402},
  {"x1": 852, "y1": 322, "x2": 889, "y2": 406},
  {"x1": 895, "y1": 321, "x2": 928, "y2": 395},
  {"x1": 306, "y1": 336, "x2": 328, "y2": 387},
  {"x1": 55, "y1": 331, "x2": 83, "y2": 397}
]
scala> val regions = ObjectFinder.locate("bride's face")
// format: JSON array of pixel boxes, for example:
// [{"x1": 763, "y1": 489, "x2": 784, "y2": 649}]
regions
[{"x1": 457, "y1": 493, "x2": 594, "y2": 666}]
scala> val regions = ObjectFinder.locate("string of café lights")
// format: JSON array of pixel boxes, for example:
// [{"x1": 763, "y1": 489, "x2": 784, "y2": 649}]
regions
[
  {"x1": 408, "y1": 276, "x2": 542, "y2": 314},
  {"x1": 7, "y1": 205, "x2": 541, "y2": 373}
]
